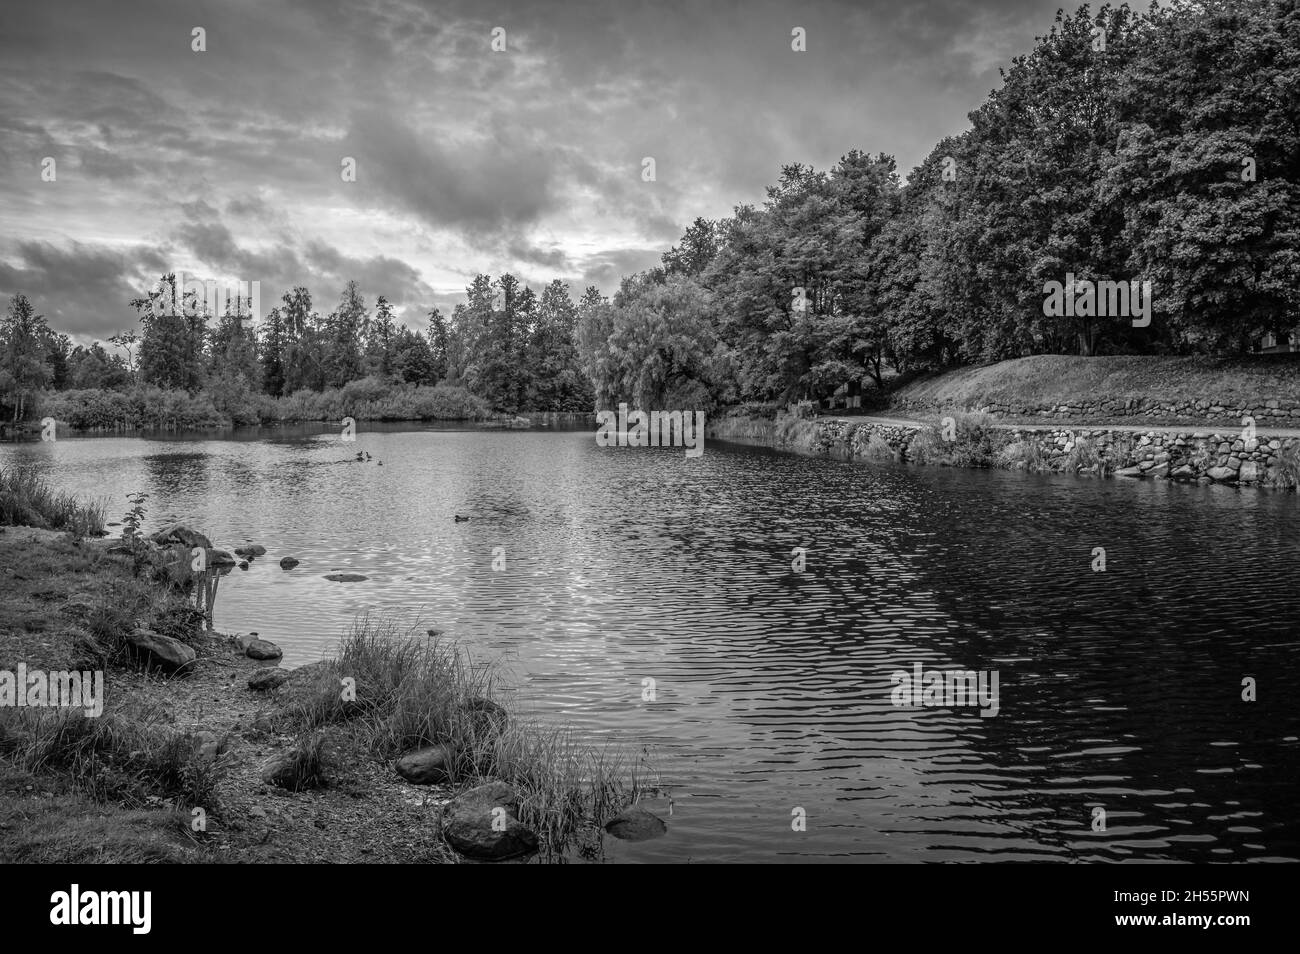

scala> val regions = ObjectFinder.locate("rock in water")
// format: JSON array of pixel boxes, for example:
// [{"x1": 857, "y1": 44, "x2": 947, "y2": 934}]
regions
[
  {"x1": 324, "y1": 573, "x2": 368, "y2": 582},
  {"x1": 604, "y1": 804, "x2": 668, "y2": 842},
  {"x1": 128, "y1": 628, "x2": 196, "y2": 671},
  {"x1": 248, "y1": 669, "x2": 290, "y2": 691},
  {"x1": 148, "y1": 524, "x2": 213, "y2": 551},
  {"x1": 243, "y1": 638, "x2": 283, "y2": 661},
  {"x1": 443, "y1": 781, "x2": 538, "y2": 860},
  {"x1": 279, "y1": 556, "x2": 299, "y2": 570},
  {"x1": 395, "y1": 744, "x2": 458, "y2": 784},
  {"x1": 208, "y1": 548, "x2": 237, "y2": 567}
]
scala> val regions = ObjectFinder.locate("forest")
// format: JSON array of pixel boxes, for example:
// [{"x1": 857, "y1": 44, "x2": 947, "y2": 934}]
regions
[{"x1": 1, "y1": 0, "x2": 1296, "y2": 428}]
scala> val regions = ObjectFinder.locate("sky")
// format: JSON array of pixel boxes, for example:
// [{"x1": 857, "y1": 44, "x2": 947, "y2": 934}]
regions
[{"x1": 0, "y1": 0, "x2": 1074, "y2": 343}]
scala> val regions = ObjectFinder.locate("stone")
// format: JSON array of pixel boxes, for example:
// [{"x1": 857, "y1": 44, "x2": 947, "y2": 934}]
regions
[
  {"x1": 1207, "y1": 466, "x2": 1236, "y2": 481},
  {"x1": 128, "y1": 628, "x2": 196, "y2": 671},
  {"x1": 148, "y1": 524, "x2": 213, "y2": 551},
  {"x1": 248, "y1": 669, "x2": 290, "y2": 691},
  {"x1": 1148, "y1": 463, "x2": 1169, "y2": 478},
  {"x1": 395, "y1": 744, "x2": 458, "y2": 784},
  {"x1": 1115, "y1": 466, "x2": 1143, "y2": 478},
  {"x1": 1171, "y1": 465, "x2": 1195, "y2": 479},
  {"x1": 279, "y1": 556, "x2": 300, "y2": 570},
  {"x1": 443, "y1": 781, "x2": 538, "y2": 861},
  {"x1": 244, "y1": 638, "x2": 283, "y2": 661},
  {"x1": 324, "y1": 573, "x2": 368, "y2": 582},
  {"x1": 1226, "y1": 456, "x2": 1242, "y2": 471},
  {"x1": 1238, "y1": 461, "x2": 1259, "y2": 482},
  {"x1": 261, "y1": 752, "x2": 317, "y2": 790},
  {"x1": 208, "y1": 549, "x2": 237, "y2": 567},
  {"x1": 604, "y1": 804, "x2": 668, "y2": 842},
  {"x1": 192, "y1": 731, "x2": 225, "y2": 765},
  {"x1": 461, "y1": 697, "x2": 509, "y2": 738},
  {"x1": 234, "y1": 544, "x2": 267, "y2": 558}
]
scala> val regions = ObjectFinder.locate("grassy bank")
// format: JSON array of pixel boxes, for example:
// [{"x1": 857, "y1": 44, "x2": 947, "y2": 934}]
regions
[
  {"x1": 1, "y1": 508, "x2": 649, "y2": 862},
  {"x1": 890, "y1": 355, "x2": 1300, "y2": 422}
]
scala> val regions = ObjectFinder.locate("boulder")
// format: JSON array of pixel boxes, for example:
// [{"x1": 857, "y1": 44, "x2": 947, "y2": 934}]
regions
[
  {"x1": 128, "y1": 628, "x2": 196, "y2": 671},
  {"x1": 261, "y1": 752, "x2": 319, "y2": 790},
  {"x1": 243, "y1": 638, "x2": 283, "y2": 661},
  {"x1": 324, "y1": 573, "x2": 368, "y2": 582},
  {"x1": 1238, "y1": 460, "x2": 1259, "y2": 483},
  {"x1": 208, "y1": 549, "x2": 237, "y2": 567},
  {"x1": 248, "y1": 668, "x2": 290, "y2": 691},
  {"x1": 461, "y1": 697, "x2": 509, "y2": 738},
  {"x1": 604, "y1": 804, "x2": 668, "y2": 842},
  {"x1": 234, "y1": 544, "x2": 267, "y2": 558},
  {"x1": 192, "y1": 730, "x2": 225, "y2": 766},
  {"x1": 279, "y1": 556, "x2": 300, "y2": 570},
  {"x1": 1207, "y1": 466, "x2": 1236, "y2": 482},
  {"x1": 395, "y1": 744, "x2": 458, "y2": 784},
  {"x1": 1114, "y1": 466, "x2": 1143, "y2": 478},
  {"x1": 443, "y1": 781, "x2": 538, "y2": 861},
  {"x1": 148, "y1": 525, "x2": 213, "y2": 551}
]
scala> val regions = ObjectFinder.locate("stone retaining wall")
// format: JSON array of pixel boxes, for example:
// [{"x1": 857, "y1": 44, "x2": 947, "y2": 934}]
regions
[{"x1": 708, "y1": 415, "x2": 1299, "y2": 488}]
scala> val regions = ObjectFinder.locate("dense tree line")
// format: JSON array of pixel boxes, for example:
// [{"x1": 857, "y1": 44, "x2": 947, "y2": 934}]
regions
[
  {"x1": 578, "y1": 0, "x2": 1300, "y2": 407},
  {"x1": 1, "y1": 271, "x2": 594, "y2": 425}
]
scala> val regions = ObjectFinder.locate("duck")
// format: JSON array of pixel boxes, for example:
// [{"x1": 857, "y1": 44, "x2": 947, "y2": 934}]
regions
[
  {"x1": 364, "y1": 451, "x2": 372, "y2": 460},
  {"x1": 454, "y1": 514, "x2": 470, "y2": 522}
]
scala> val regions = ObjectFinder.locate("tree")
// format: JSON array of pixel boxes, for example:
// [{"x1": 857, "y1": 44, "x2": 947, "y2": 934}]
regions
[{"x1": 0, "y1": 294, "x2": 54, "y2": 422}]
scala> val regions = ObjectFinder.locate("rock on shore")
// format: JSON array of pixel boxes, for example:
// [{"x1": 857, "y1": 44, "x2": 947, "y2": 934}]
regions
[{"x1": 442, "y1": 781, "x2": 538, "y2": 860}]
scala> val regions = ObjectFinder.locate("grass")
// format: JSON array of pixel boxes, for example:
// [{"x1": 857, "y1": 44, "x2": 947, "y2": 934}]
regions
[
  {"x1": 1266, "y1": 442, "x2": 1300, "y2": 489},
  {"x1": 0, "y1": 466, "x2": 106, "y2": 536},
  {"x1": 0, "y1": 765, "x2": 204, "y2": 863},
  {"x1": 908, "y1": 412, "x2": 1003, "y2": 467},
  {"x1": 773, "y1": 411, "x2": 823, "y2": 451},
  {"x1": 891, "y1": 354, "x2": 1300, "y2": 417},
  {"x1": 996, "y1": 440, "x2": 1051, "y2": 472},
  {"x1": 861, "y1": 431, "x2": 898, "y2": 462},
  {"x1": 0, "y1": 703, "x2": 226, "y2": 809},
  {"x1": 275, "y1": 615, "x2": 648, "y2": 857}
]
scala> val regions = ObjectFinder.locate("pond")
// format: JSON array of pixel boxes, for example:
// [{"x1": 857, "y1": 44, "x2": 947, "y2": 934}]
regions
[{"x1": 5, "y1": 423, "x2": 1298, "y2": 863}]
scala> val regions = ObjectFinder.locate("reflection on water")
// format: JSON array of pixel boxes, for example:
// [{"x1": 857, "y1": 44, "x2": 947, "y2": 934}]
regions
[{"x1": 4, "y1": 423, "x2": 1299, "y2": 863}]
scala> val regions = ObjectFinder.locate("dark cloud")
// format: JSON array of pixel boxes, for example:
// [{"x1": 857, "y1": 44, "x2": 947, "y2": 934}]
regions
[{"x1": 0, "y1": 0, "x2": 1070, "y2": 337}]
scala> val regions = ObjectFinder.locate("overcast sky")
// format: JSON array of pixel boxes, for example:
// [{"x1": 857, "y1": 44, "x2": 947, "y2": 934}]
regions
[{"x1": 0, "y1": 0, "x2": 1072, "y2": 342}]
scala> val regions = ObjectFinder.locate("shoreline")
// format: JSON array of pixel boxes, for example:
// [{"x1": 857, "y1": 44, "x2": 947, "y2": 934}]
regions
[
  {"x1": 0, "y1": 523, "x2": 649, "y2": 864},
  {"x1": 707, "y1": 412, "x2": 1300, "y2": 490}
]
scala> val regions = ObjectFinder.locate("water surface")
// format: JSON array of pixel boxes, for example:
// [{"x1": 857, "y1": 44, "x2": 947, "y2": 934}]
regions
[{"x1": 5, "y1": 423, "x2": 1298, "y2": 863}]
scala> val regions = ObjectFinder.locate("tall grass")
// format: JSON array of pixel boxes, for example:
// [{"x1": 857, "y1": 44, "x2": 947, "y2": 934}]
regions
[
  {"x1": 1266, "y1": 442, "x2": 1300, "y2": 489},
  {"x1": 0, "y1": 466, "x2": 106, "y2": 536},
  {"x1": 1, "y1": 704, "x2": 226, "y2": 808},
  {"x1": 908, "y1": 412, "x2": 1002, "y2": 467},
  {"x1": 280, "y1": 615, "x2": 647, "y2": 856}
]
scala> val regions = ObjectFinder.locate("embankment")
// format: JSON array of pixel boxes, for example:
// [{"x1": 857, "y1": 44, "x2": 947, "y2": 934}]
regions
[{"x1": 708, "y1": 413, "x2": 1300, "y2": 489}]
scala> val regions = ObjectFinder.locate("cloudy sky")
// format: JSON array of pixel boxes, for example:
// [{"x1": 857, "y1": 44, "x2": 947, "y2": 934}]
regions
[{"x1": 0, "y1": 0, "x2": 1071, "y2": 343}]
